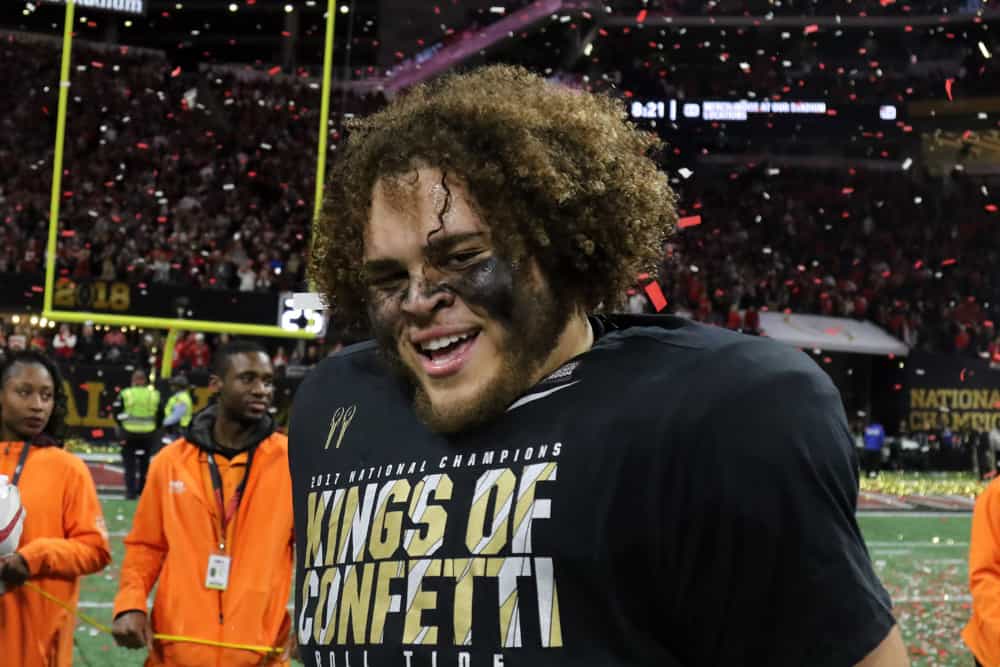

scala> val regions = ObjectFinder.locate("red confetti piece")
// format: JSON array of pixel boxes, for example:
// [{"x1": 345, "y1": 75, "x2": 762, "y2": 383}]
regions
[
  {"x1": 945, "y1": 78, "x2": 954, "y2": 101},
  {"x1": 91, "y1": 429, "x2": 105, "y2": 438},
  {"x1": 825, "y1": 327, "x2": 842, "y2": 336},
  {"x1": 268, "y1": 66, "x2": 281, "y2": 76},
  {"x1": 30, "y1": 286, "x2": 43, "y2": 293},
  {"x1": 678, "y1": 215, "x2": 702, "y2": 229},
  {"x1": 804, "y1": 24, "x2": 819, "y2": 34},
  {"x1": 90, "y1": 60, "x2": 104, "y2": 68},
  {"x1": 136, "y1": 142, "x2": 149, "y2": 150},
  {"x1": 986, "y1": 204, "x2": 998, "y2": 212},
  {"x1": 941, "y1": 258, "x2": 957, "y2": 266},
  {"x1": 644, "y1": 281, "x2": 668, "y2": 312},
  {"x1": 636, "y1": 9, "x2": 647, "y2": 23},
  {"x1": 960, "y1": 368, "x2": 968, "y2": 382},
  {"x1": 171, "y1": 66, "x2": 181, "y2": 77},
  {"x1": 841, "y1": 187, "x2": 854, "y2": 195}
]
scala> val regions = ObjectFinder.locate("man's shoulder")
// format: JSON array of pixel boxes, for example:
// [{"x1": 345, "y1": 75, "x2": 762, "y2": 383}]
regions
[
  {"x1": 155, "y1": 438, "x2": 198, "y2": 464},
  {"x1": 299, "y1": 340, "x2": 387, "y2": 392},
  {"x1": 592, "y1": 314, "x2": 818, "y2": 388},
  {"x1": 260, "y1": 431, "x2": 289, "y2": 455}
]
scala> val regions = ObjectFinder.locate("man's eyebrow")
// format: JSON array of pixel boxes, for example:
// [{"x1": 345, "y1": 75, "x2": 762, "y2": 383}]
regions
[
  {"x1": 363, "y1": 233, "x2": 488, "y2": 275},
  {"x1": 361, "y1": 258, "x2": 405, "y2": 277},
  {"x1": 425, "y1": 231, "x2": 487, "y2": 253}
]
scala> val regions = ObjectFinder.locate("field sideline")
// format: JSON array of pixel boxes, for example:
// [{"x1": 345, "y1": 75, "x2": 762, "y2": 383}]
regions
[{"x1": 65, "y1": 499, "x2": 974, "y2": 666}]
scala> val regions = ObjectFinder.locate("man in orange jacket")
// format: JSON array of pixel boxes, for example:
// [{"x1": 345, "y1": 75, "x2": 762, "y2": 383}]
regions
[
  {"x1": 112, "y1": 340, "x2": 296, "y2": 666},
  {"x1": 965, "y1": 476, "x2": 1000, "y2": 667},
  {"x1": 0, "y1": 350, "x2": 112, "y2": 667}
]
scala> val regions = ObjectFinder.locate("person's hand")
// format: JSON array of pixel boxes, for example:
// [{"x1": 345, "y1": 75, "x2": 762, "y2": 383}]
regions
[
  {"x1": 281, "y1": 630, "x2": 299, "y2": 662},
  {"x1": 112, "y1": 610, "x2": 153, "y2": 650},
  {"x1": 0, "y1": 553, "x2": 30, "y2": 589}
]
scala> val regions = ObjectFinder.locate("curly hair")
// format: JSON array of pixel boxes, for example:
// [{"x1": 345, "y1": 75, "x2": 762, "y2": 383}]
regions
[
  {"x1": 0, "y1": 350, "x2": 69, "y2": 441},
  {"x1": 310, "y1": 65, "x2": 677, "y2": 330}
]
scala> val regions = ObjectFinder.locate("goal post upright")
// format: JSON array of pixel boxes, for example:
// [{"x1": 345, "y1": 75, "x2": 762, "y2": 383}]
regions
[
  {"x1": 41, "y1": 0, "x2": 318, "y2": 345},
  {"x1": 310, "y1": 0, "x2": 338, "y2": 292},
  {"x1": 43, "y1": 0, "x2": 76, "y2": 316}
]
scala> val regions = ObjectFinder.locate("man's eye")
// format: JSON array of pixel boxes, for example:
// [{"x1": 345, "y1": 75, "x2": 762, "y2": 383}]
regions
[
  {"x1": 369, "y1": 274, "x2": 407, "y2": 291},
  {"x1": 444, "y1": 251, "x2": 482, "y2": 268}
]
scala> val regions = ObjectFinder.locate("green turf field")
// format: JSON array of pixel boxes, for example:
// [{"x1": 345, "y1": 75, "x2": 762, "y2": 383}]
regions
[{"x1": 68, "y1": 500, "x2": 975, "y2": 666}]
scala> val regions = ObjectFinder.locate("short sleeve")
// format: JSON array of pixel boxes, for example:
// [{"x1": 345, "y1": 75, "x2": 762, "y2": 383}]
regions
[{"x1": 669, "y1": 343, "x2": 896, "y2": 666}]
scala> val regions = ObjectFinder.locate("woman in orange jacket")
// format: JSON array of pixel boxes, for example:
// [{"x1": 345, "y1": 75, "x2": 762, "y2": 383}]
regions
[{"x1": 0, "y1": 350, "x2": 113, "y2": 667}]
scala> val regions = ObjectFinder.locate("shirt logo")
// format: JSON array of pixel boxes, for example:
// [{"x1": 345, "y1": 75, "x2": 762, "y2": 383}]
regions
[
  {"x1": 169, "y1": 480, "x2": 186, "y2": 494},
  {"x1": 324, "y1": 404, "x2": 357, "y2": 450}
]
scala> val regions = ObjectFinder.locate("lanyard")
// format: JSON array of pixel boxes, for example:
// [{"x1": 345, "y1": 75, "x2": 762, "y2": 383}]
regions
[
  {"x1": 11, "y1": 443, "x2": 30, "y2": 486},
  {"x1": 204, "y1": 447, "x2": 256, "y2": 552}
]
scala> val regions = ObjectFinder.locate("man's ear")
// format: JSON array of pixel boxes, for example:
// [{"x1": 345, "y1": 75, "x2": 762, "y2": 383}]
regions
[{"x1": 208, "y1": 374, "x2": 222, "y2": 394}]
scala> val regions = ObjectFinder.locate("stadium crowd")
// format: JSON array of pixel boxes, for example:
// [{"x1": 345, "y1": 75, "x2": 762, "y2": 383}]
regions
[
  {"x1": 0, "y1": 37, "x2": 380, "y2": 294},
  {"x1": 656, "y1": 166, "x2": 1000, "y2": 358},
  {"x1": 2, "y1": 36, "x2": 998, "y2": 358}
]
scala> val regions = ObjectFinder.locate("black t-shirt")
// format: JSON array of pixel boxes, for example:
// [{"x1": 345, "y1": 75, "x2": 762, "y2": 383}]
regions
[{"x1": 289, "y1": 314, "x2": 894, "y2": 667}]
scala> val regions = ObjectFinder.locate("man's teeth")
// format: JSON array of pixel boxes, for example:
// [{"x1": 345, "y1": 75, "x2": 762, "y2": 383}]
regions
[{"x1": 420, "y1": 332, "x2": 474, "y2": 352}]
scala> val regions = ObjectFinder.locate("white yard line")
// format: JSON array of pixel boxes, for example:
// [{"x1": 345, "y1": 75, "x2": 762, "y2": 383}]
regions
[
  {"x1": 858, "y1": 511, "x2": 972, "y2": 518},
  {"x1": 78, "y1": 601, "x2": 114, "y2": 609},
  {"x1": 894, "y1": 594, "x2": 971, "y2": 604},
  {"x1": 867, "y1": 541, "x2": 968, "y2": 547}
]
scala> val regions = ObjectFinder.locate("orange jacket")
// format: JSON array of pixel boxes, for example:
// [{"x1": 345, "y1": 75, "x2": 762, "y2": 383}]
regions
[
  {"x1": 113, "y1": 429, "x2": 295, "y2": 667},
  {"x1": 965, "y1": 477, "x2": 1000, "y2": 666},
  {"x1": 0, "y1": 441, "x2": 112, "y2": 667}
]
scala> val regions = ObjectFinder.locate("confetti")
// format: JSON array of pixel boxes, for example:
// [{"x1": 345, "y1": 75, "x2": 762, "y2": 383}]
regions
[
  {"x1": 643, "y1": 281, "x2": 668, "y2": 312},
  {"x1": 678, "y1": 215, "x2": 702, "y2": 229}
]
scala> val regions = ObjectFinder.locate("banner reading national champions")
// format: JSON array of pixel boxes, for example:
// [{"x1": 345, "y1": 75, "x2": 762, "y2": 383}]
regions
[{"x1": 906, "y1": 351, "x2": 1000, "y2": 432}]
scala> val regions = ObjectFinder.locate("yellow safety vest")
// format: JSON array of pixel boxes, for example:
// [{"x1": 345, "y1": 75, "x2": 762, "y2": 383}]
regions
[
  {"x1": 164, "y1": 390, "x2": 194, "y2": 428},
  {"x1": 120, "y1": 386, "x2": 160, "y2": 434}
]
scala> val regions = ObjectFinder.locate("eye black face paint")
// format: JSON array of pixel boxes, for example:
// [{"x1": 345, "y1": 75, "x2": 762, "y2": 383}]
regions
[{"x1": 443, "y1": 256, "x2": 516, "y2": 326}]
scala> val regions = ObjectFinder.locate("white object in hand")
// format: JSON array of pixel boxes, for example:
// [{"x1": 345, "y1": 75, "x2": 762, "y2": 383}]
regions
[{"x1": 0, "y1": 474, "x2": 26, "y2": 595}]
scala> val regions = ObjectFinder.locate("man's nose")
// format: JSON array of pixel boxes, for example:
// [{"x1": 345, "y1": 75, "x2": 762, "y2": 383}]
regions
[{"x1": 400, "y1": 275, "x2": 454, "y2": 319}]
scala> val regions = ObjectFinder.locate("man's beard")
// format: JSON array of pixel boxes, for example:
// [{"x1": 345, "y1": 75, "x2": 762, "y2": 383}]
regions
[{"x1": 378, "y1": 281, "x2": 571, "y2": 434}]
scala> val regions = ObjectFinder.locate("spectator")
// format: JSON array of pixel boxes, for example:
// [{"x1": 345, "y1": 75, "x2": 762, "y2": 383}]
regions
[
  {"x1": 75, "y1": 323, "x2": 100, "y2": 362},
  {"x1": 237, "y1": 262, "x2": 256, "y2": 292},
  {"x1": 28, "y1": 330, "x2": 47, "y2": 352},
  {"x1": 51, "y1": 324, "x2": 77, "y2": 360}
]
